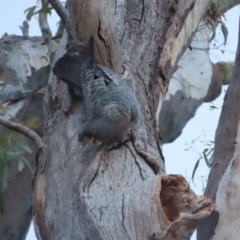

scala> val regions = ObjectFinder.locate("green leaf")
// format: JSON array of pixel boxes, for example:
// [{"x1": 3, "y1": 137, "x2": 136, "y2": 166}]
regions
[
  {"x1": 7, "y1": 148, "x2": 18, "y2": 155},
  {"x1": 21, "y1": 144, "x2": 32, "y2": 154},
  {"x1": 203, "y1": 150, "x2": 208, "y2": 163},
  {"x1": 0, "y1": 193, "x2": 4, "y2": 214},
  {"x1": 36, "y1": 6, "x2": 53, "y2": 15},
  {"x1": 36, "y1": 65, "x2": 51, "y2": 81},
  {"x1": 41, "y1": 56, "x2": 50, "y2": 64},
  {"x1": 25, "y1": 117, "x2": 40, "y2": 129},
  {"x1": 2, "y1": 163, "x2": 9, "y2": 190},
  {"x1": 221, "y1": 22, "x2": 228, "y2": 45},
  {"x1": 51, "y1": 32, "x2": 63, "y2": 40},
  {"x1": 192, "y1": 158, "x2": 200, "y2": 181},
  {"x1": 19, "y1": 157, "x2": 34, "y2": 174},
  {"x1": 203, "y1": 148, "x2": 214, "y2": 167},
  {"x1": 18, "y1": 159, "x2": 25, "y2": 172},
  {"x1": 25, "y1": 6, "x2": 37, "y2": 21},
  {"x1": 209, "y1": 23, "x2": 217, "y2": 42},
  {"x1": 0, "y1": 135, "x2": 8, "y2": 147}
]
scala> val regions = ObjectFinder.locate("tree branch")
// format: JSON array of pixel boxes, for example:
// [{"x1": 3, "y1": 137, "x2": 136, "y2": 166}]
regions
[
  {"x1": 19, "y1": 20, "x2": 29, "y2": 37},
  {"x1": 47, "y1": 0, "x2": 75, "y2": 46},
  {"x1": 0, "y1": 117, "x2": 44, "y2": 150},
  {"x1": 39, "y1": 0, "x2": 57, "y2": 55}
]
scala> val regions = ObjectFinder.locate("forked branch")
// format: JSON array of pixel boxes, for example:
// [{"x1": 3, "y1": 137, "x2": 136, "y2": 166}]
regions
[{"x1": 47, "y1": 0, "x2": 75, "y2": 45}]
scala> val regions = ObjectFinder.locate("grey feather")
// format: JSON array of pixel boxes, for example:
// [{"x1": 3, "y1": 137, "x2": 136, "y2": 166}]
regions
[{"x1": 53, "y1": 37, "x2": 141, "y2": 144}]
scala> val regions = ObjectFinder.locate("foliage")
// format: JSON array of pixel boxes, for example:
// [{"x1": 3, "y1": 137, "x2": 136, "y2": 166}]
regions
[
  {"x1": 24, "y1": 1, "x2": 64, "y2": 41},
  {"x1": 0, "y1": 130, "x2": 33, "y2": 213},
  {"x1": 0, "y1": 117, "x2": 39, "y2": 213},
  {"x1": 204, "y1": 2, "x2": 229, "y2": 45},
  {"x1": 24, "y1": 5, "x2": 53, "y2": 21},
  {"x1": 0, "y1": 132, "x2": 33, "y2": 186},
  {"x1": 185, "y1": 136, "x2": 214, "y2": 182},
  {"x1": 36, "y1": 64, "x2": 51, "y2": 81},
  {"x1": 217, "y1": 62, "x2": 234, "y2": 85}
]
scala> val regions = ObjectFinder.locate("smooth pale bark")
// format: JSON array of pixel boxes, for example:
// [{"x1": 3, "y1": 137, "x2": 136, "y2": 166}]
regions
[
  {"x1": 160, "y1": 21, "x2": 215, "y2": 143},
  {"x1": 160, "y1": 0, "x2": 239, "y2": 144},
  {"x1": 32, "y1": 0, "x2": 214, "y2": 239},
  {"x1": 213, "y1": 130, "x2": 240, "y2": 240}
]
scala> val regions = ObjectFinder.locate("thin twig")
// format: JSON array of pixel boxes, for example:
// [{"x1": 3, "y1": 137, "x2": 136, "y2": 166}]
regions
[
  {"x1": 0, "y1": 117, "x2": 44, "y2": 150},
  {"x1": 39, "y1": 0, "x2": 57, "y2": 54}
]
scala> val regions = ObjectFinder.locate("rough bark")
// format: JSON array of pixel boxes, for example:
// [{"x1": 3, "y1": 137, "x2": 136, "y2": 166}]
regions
[
  {"x1": 32, "y1": 0, "x2": 214, "y2": 240},
  {"x1": 1, "y1": 1, "x2": 239, "y2": 240},
  {"x1": 197, "y1": 17, "x2": 240, "y2": 240}
]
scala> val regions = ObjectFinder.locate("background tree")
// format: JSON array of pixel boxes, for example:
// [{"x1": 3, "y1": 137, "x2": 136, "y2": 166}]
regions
[
  {"x1": 198, "y1": 16, "x2": 240, "y2": 240},
  {"x1": 0, "y1": 0, "x2": 238, "y2": 240}
]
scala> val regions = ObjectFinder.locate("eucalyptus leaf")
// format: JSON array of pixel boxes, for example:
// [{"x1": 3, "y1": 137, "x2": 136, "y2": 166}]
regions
[
  {"x1": 221, "y1": 22, "x2": 228, "y2": 45},
  {"x1": 21, "y1": 144, "x2": 32, "y2": 154},
  {"x1": 25, "y1": 6, "x2": 37, "y2": 21},
  {"x1": 18, "y1": 159, "x2": 25, "y2": 172},
  {"x1": 0, "y1": 193, "x2": 4, "y2": 214},
  {"x1": 192, "y1": 159, "x2": 200, "y2": 181},
  {"x1": 19, "y1": 157, "x2": 34, "y2": 174},
  {"x1": 2, "y1": 163, "x2": 9, "y2": 190}
]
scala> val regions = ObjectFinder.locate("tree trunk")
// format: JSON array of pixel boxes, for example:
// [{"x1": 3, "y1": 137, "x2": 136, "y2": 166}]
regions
[
  {"x1": 32, "y1": 0, "x2": 214, "y2": 239},
  {"x1": 198, "y1": 17, "x2": 240, "y2": 240}
]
